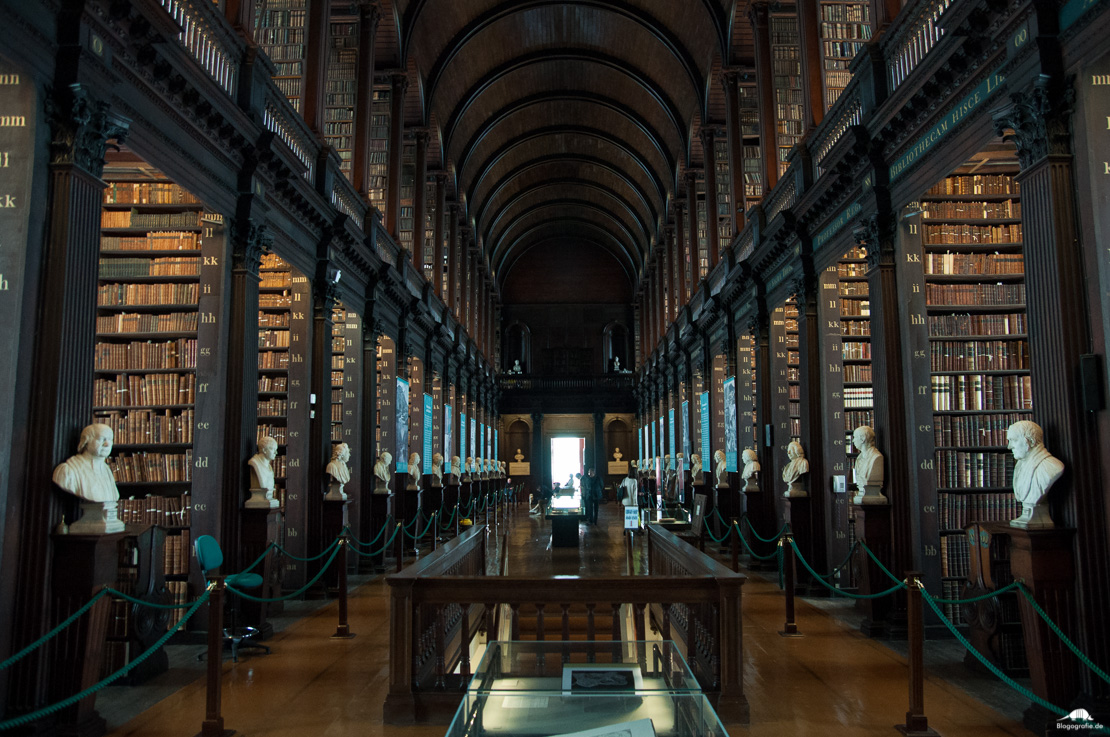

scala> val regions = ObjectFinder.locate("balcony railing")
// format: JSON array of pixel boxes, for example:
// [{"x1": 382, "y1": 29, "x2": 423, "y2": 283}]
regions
[{"x1": 497, "y1": 374, "x2": 636, "y2": 392}]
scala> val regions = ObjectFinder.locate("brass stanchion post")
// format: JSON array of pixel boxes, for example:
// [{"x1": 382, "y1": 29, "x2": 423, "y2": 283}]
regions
[
  {"x1": 198, "y1": 581, "x2": 233, "y2": 737},
  {"x1": 780, "y1": 535, "x2": 802, "y2": 637},
  {"x1": 395, "y1": 522, "x2": 403, "y2": 573},
  {"x1": 896, "y1": 574, "x2": 938, "y2": 735},
  {"x1": 332, "y1": 537, "x2": 354, "y2": 639},
  {"x1": 731, "y1": 519, "x2": 740, "y2": 573}
]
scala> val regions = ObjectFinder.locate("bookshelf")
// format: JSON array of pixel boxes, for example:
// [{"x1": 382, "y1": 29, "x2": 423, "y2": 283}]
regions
[
  {"x1": 785, "y1": 298, "x2": 801, "y2": 443},
  {"x1": 331, "y1": 304, "x2": 346, "y2": 442},
  {"x1": 324, "y1": 17, "x2": 358, "y2": 180},
  {"x1": 714, "y1": 137, "x2": 733, "y2": 246},
  {"x1": 738, "y1": 331, "x2": 759, "y2": 455},
  {"x1": 399, "y1": 141, "x2": 416, "y2": 253},
  {"x1": 258, "y1": 252, "x2": 292, "y2": 501},
  {"x1": 423, "y1": 180, "x2": 437, "y2": 282},
  {"x1": 739, "y1": 83, "x2": 763, "y2": 208},
  {"x1": 899, "y1": 149, "x2": 1031, "y2": 616},
  {"x1": 369, "y1": 86, "x2": 391, "y2": 216},
  {"x1": 770, "y1": 10, "x2": 803, "y2": 177},
  {"x1": 818, "y1": 1, "x2": 871, "y2": 109},
  {"x1": 695, "y1": 173, "x2": 709, "y2": 280},
  {"x1": 255, "y1": 0, "x2": 307, "y2": 113}
]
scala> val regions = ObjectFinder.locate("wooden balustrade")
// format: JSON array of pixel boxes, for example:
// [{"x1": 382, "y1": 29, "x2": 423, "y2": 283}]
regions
[{"x1": 383, "y1": 524, "x2": 747, "y2": 726}]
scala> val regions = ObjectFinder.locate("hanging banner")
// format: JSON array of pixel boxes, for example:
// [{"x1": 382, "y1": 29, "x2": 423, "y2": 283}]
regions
[
  {"x1": 724, "y1": 376, "x2": 737, "y2": 472},
  {"x1": 668, "y1": 408, "x2": 676, "y2": 462},
  {"x1": 699, "y1": 391, "x2": 711, "y2": 467},
  {"x1": 423, "y1": 393, "x2": 434, "y2": 473},
  {"x1": 445, "y1": 404, "x2": 453, "y2": 462},
  {"x1": 396, "y1": 378, "x2": 410, "y2": 472},
  {"x1": 470, "y1": 417, "x2": 477, "y2": 459},
  {"x1": 460, "y1": 412, "x2": 467, "y2": 465},
  {"x1": 681, "y1": 400, "x2": 691, "y2": 459}
]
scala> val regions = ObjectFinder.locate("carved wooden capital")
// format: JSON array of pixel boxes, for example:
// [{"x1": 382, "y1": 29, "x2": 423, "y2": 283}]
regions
[
  {"x1": 231, "y1": 221, "x2": 270, "y2": 274},
  {"x1": 991, "y1": 74, "x2": 1075, "y2": 169},
  {"x1": 46, "y1": 84, "x2": 129, "y2": 177}
]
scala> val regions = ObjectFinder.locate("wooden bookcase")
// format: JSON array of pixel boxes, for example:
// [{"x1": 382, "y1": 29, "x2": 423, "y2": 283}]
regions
[
  {"x1": 739, "y1": 83, "x2": 763, "y2": 209},
  {"x1": 714, "y1": 137, "x2": 733, "y2": 247},
  {"x1": 785, "y1": 298, "x2": 801, "y2": 442},
  {"x1": 324, "y1": 16, "x2": 358, "y2": 179},
  {"x1": 899, "y1": 150, "x2": 1031, "y2": 615},
  {"x1": 818, "y1": 0, "x2": 871, "y2": 110},
  {"x1": 255, "y1": 0, "x2": 307, "y2": 113},
  {"x1": 258, "y1": 252, "x2": 292, "y2": 495},
  {"x1": 770, "y1": 10, "x2": 803, "y2": 177},
  {"x1": 695, "y1": 173, "x2": 709, "y2": 280},
  {"x1": 399, "y1": 141, "x2": 416, "y2": 253},
  {"x1": 369, "y1": 86, "x2": 391, "y2": 216}
]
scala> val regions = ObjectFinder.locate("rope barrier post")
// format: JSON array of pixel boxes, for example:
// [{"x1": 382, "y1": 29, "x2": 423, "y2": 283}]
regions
[
  {"x1": 394, "y1": 522, "x2": 404, "y2": 573},
  {"x1": 626, "y1": 528, "x2": 634, "y2": 575},
  {"x1": 199, "y1": 581, "x2": 232, "y2": 737},
  {"x1": 896, "y1": 573, "x2": 939, "y2": 736},
  {"x1": 332, "y1": 536, "x2": 355, "y2": 639},
  {"x1": 780, "y1": 535, "x2": 802, "y2": 638},
  {"x1": 432, "y1": 511, "x2": 439, "y2": 551},
  {"x1": 730, "y1": 519, "x2": 740, "y2": 573}
]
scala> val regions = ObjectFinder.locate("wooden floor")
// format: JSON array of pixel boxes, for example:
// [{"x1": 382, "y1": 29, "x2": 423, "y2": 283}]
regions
[{"x1": 104, "y1": 501, "x2": 1034, "y2": 737}]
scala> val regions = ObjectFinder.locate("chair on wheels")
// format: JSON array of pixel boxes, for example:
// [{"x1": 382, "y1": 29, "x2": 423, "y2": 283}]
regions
[{"x1": 194, "y1": 534, "x2": 271, "y2": 662}]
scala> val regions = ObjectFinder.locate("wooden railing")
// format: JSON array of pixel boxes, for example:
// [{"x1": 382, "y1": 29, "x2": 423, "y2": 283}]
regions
[{"x1": 383, "y1": 524, "x2": 747, "y2": 725}]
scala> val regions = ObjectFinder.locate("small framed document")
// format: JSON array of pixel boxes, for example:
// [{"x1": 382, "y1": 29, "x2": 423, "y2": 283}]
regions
[
  {"x1": 562, "y1": 663, "x2": 644, "y2": 694},
  {"x1": 624, "y1": 506, "x2": 640, "y2": 530}
]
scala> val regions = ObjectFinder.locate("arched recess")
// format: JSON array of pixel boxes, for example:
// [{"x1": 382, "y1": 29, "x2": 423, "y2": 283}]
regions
[
  {"x1": 605, "y1": 418, "x2": 632, "y2": 473},
  {"x1": 603, "y1": 320, "x2": 631, "y2": 372},
  {"x1": 507, "y1": 419, "x2": 531, "y2": 467},
  {"x1": 503, "y1": 321, "x2": 532, "y2": 373}
]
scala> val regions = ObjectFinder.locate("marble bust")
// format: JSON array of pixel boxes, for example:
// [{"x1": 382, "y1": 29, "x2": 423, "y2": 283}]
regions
[
  {"x1": 1007, "y1": 420, "x2": 1064, "y2": 529},
  {"x1": 407, "y1": 452, "x2": 421, "y2": 490},
  {"x1": 430, "y1": 452, "x2": 444, "y2": 487},
  {"x1": 373, "y1": 451, "x2": 392, "y2": 494},
  {"x1": 690, "y1": 453, "x2": 703, "y2": 484},
  {"x1": 514, "y1": 448, "x2": 525, "y2": 462},
  {"x1": 449, "y1": 455, "x2": 462, "y2": 482},
  {"x1": 463, "y1": 456, "x2": 474, "y2": 482},
  {"x1": 613, "y1": 447, "x2": 623, "y2": 462},
  {"x1": 246, "y1": 436, "x2": 280, "y2": 508},
  {"x1": 741, "y1": 448, "x2": 760, "y2": 492},
  {"x1": 53, "y1": 423, "x2": 124, "y2": 534},
  {"x1": 782, "y1": 441, "x2": 809, "y2": 498},
  {"x1": 714, "y1": 449, "x2": 728, "y2": 488},
  {"x1": 510, "y1": 359, "x2": 523, "y2": 374},
  {"x1": 852, "y1": 426, "x2": 887, "y2": 505},
  {"x1": 325, "y1": 443, "x2": 351, "y2": 501}
]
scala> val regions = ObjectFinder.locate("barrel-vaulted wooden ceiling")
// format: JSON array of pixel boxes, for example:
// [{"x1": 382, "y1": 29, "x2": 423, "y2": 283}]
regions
[{"x1": 372, "y1": 0, "x2": 754, "y2": 297}]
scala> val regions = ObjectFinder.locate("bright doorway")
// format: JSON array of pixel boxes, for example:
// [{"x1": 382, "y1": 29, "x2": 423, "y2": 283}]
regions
[{"x1": 550, "y1": 437, "x2": 585, "y2": 490}]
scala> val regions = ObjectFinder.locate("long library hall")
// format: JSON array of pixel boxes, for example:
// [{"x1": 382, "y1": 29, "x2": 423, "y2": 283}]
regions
[{"x1": 1, "y1": 0, "x2": 1110, "y2": 736}]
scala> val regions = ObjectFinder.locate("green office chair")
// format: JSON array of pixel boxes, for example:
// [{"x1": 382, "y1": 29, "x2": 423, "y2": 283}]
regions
[{"x1": 194, "y1": 534, "x2": 271, "y2": 662}]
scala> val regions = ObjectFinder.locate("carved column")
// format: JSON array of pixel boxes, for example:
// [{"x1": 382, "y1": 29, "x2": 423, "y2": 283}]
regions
[
  {"x1": 795, "y1": 0, "x2": 825, "y2": 131},
  {"x1": 411, "y1": 129, "x2": 429, "y2": 272},
  {"x1": 662, "y1": 240, "x2": 674, "y2": 327},
  {"x1": 352, "y1": 2, "x2": 381, "y2": 197},
  {"x1": 432, "y1": 173, "x2": 447, "y2": 299},
  {"x1": 359, "y1": 306, "x2": 382, "y2": 550},
  {"x1": 301, "y1": 0, "x2": 331, "y2": 133},
  {"x1": 994, "y1": 78, "x2": 1109, "y2": 704},
  {"x1": 721, "y1": 69, "x2": 748, "y2": 235},
  {"x1": 385, "y1": 72, "x2": 407, "y2": 238},
  {"x1": 746, "y1": 306, "x2": 779, "y2": 564},
  {"x1": 749, "y1": 2, "x2": 779, "y2": 191},
  {"x1": 675, "y1": 203, "x2": 689, "y2": 306},
  {"x1": 309, "y1": 265, "x2": 340, "y2": 573},
  {"x1": 701, "y1": 128, "x2": 721, "y2": 269}
]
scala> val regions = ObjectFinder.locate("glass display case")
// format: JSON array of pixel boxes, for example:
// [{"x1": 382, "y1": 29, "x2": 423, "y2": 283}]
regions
[
  {"x1": 447, "y1": 641, "x2": 728, "y2": 737},
  {"x1": 641, "y1": 504, "x2": 692, "y2": 532},
  {"x1": 546, "y1": 489, "x2": 584, "y2": 546}
]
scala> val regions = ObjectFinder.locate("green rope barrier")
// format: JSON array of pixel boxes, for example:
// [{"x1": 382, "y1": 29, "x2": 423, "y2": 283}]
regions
[
  {"x1": 703, "y1": 517, "x2": 733, "y2": 544},
  {"x1": 0, "y1": 589, "x2": 209, "y2": 731},
  {"x1": 920, "y1": 586, "x2": 1067, "y2": 718},
  {"x1": 348, "y1": 518, "x2": 392, "y2": 548},
  {"x1": 239, "y1": 541, "x2": 278, "y2": 575},
  {"x1": 348, "y1": 525, "x2": 402, "y2": 558},
  {"x1": 404, "y1": 512, "x2": 438, "y2": 540},
  {"x1": 274, "y1": 537, "x2": 341, "y2": 562},
  {"x1": 1017, "y1": 583, "x2": 1110, "y2": 687},
  {"x1": 103, "y1": 587, "x2": 201, "y2": 610},
  {"x1": 439, "y1": 506, "x2": 458, "y2": 530},
  {"x1": 736, "y1": 526, "x2": 781, "y2": 561},
  {"x1": 811, "y1": 540, "x2": 860, "y2": 582},
  {"x1": 227, "y1": 543, "x2": 342, "y2": 602},
  {"x1": 790, "y1": 539, "x2": 906, "y2": 600},
  {"x1": 929, "y1": 580, "x2": 1023, "y2": 605},
  {"x1": 742, "y1": 516, "x2": 789, "y2": 543},
  {"x1": 859, "y1": 540, "x2": 907, "y2": 587},
  {"x1": 0, "y1": 589, "x2": 111, "y2": 671}
]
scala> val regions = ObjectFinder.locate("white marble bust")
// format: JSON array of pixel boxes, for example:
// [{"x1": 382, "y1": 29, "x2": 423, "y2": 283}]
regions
[
  {"x1": 1007, "y1": 420, "x2": 1064, "y2": 529},
  {"x1": 450, "y1": 455, "x2": 462, "y2": 481},
  {"x1": 613, "y1": 447, "x2": 623, "y2": 462},
  {"x1": 325, "y1": 443, "x2": 351, "y2": 501},
  {"x1": 431, "y1": 452, "x2": 444, "y2": 487},
  {"x1": 714, "y1": 449, "x2": 728, "y2": 488},
  {"x1": 373, "y1": 451, "x2": 392, "y2": 494},
  {"x1": 782, "y1": 441, "x2": 809, "y2": 498},
  {"x1": 852, "y1": 427, "x2": 887, "y2": 505},
  {"x1": 690, "y1": 453, "x2": 702, "y2": 483},
  {"x1": 463, "y1": 456, "x2": 474, "y2": 481},
  {"x1": 514, "y1": 448, "x2": 525, "y2": 462},
  {"x1": 53, "y1": 423, "x2": 124, "y2": 534},
  {"x1": 510, "y1": 359, "x2": 523, "y2": 374},
  {"x1": 246, "y1": 436, "x2": 280, "y2": 508},
  {"x1": 407, "y1": 452, "x2": 421, "y2": 490},
  {"x1": 741, "y1": 448, "x2": 760, "y2": 492}
]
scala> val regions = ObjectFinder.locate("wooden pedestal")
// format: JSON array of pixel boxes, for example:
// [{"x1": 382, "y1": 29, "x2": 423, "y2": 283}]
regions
[
  {"x1": 743, "y1": 489, "x2": 776, "y2": 571},
  {"x1": 240, "y1": 507, "x2": 283, "y2": 637},
  {"x1": 852, "y1": 503, "x2": 893, "y2": 638},
  {"x1": 363, "y1": 492, "x2": 390, "y2": 572},
  {"x1": 322, "y1": 499, "x2": 351, "y2": 591}
]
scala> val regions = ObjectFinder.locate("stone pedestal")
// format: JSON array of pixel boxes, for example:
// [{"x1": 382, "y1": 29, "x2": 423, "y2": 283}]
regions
[
  {"x1": 1008, "y1": 527, "x2": 1080, "y2": 735},
  {"x1": 322, "y1": 499, "x2": 351, "y2": 592},
  {"x1": 241, "y1": 507, "x2": 283, "y2": 635},
  {"x1": 784, "y1": 496, "x2": 824, "y2": 595},
  {"x1": 69, "y1": 500, "x2": 124, "y2": 535},
  {"x1": 853, "y1": 502, "x2": 893, "y2": 638}
]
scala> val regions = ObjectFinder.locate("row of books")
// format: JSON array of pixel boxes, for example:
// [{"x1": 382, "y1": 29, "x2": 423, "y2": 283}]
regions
[
  {"x1": 259, "y1": 312, "x2": 290, "y2": 327},
  {"x1": 844, "y1": 386, "x2": 873, "y2": 409},
  {"x1": 97, "y1": 312, "x2": 198, "y2": 334},
  {"x1": 257, "y1": 27, "x2": 305, "y2": 45},
  {"x1": 820, "y1": 4, "x2": 869, "y2": 23},
  {"x1": 841, "y1": 300, "x2": 871, "y2": 316},
  {"x1": 95, "y1": 372, "x2": 196, "y2": 407},
  {"x1": 260, "y1": 254, "x2": 287, "y2": 269},
  {"x1": 922, "y1": 200, "x2": 1021, "y2": 219},
  {"x1": 259, "y1": 329, "x2": 290, "y2": 348},
  {"x1": 843, "y1": 342, "x2": 871, "y2": 360},
  {"x1": 258, "y1": 424, "x2": 287, "y2": 445},
  {"x1": 933, "y1": 411, "x2": 1032, "y2": 447},
  {"x1": 331, "y1": 404, "x2": 343, "y2": 422},
  {"x1": 107, "y1": 451, "x2": 193, "y2": 482},
  {"x1": 164, "y1": 530, "x2": 191, "y2": 575},
  {"x1": 272, "y1": 61, "x2": 302, "y2": 76},
  {"x1": 925, "y1": 283, "x2": 1025, "y2": 306},
  {"x1": 94, "y1": 340, "x2": 197, "y2": 371},
  {"x1": 929, "y1": 313, "x2": 1026, "y2": 337},
  {"x1": 94, "y1": 408, "x2": 196, "y2": 445},
  {"x1": 103, "y1": 182, "x2": 201, "y2": 205},
  {"x1": 332, "y1": 336, "x2": 346, "y2": 352},
  {"x1": 823, "y1": 40, "x2": 864, "y2": 58},
  {"x1": 939, "y1": 578, "x2": 967, "y2": 624},
  {"x1": 166, "y1": 581, "x2": 190, "y2": 630},
  {"x1": 98, "y1": 256, "x2": 200, "y2": 278},
  {"x1": 925, "y1": 175, "x2": 1020, "y2": 196},
  {"x1": 837, "y1": 262, "x2": 867, "y2": 278},
  {"x1": 260, "y1": 273, "x2": 292, "y2": 289},
  {"x1": 931, "y1": 373, "x2": 1032, "y2": 411},
  {"x1": 940, "y1": 533, "x2": 971, "y2": 579},
  {"x1": 101, "y1": 232, "x2": 199, "y2": 251},
  {"x1": 843, "y1": 410, "x2": 874, "y2": 432},
  {"x1": 331, "y1": 355, "x2": 345, "y2": 370},
  {"x1": 332, "y1": 370, "x2": 344, "y2": 386},
  {"x1": 929, "y1": 340, "x2": 1030, "y2": 371},
  {"x1": 935, "y1": 450, "x2": 1016, "y2": 489},
  {"x1": 258, "y1": 375, "x2": 288, "y2": 392},
  {"x1": 258, "y1": 398, "x2": 287, "y2": 416},
  {"x1": 101, "y1": 210, "x2": 201, "y2": 229},
  {"x1": 98, "y1": 282, "x2": 199, "y2": 306},
  {"x1": 820, "y1": 22, "x2": 871, "y2": 40},
  {"x1": 117, "y1": 494, "x2": 191, "y2": 526},
  {"x1": 838, "y1": 282, "x2": 869, "y2": 296},
  {"x1": 841, "y1": 320, "x2": 870, "y2": 336},
  {"x1": 259, "y1": 293, "x2": 293, "y2": 308},
  {"x1": 923, "y1": 223, "x2": 1023, "y2": 244},
  {"x1": 924, "y1": 253, "x2": 1024, "y2": 275},
  {"x1": 844, "y1": 364, "x2": 872, "y2": 382},
  {"x1": 937, "y1": 491, "x2": 1020, "y2": 528},
  {"x1": 259, "y1": 351, "x2": 291, "y2": 369}
]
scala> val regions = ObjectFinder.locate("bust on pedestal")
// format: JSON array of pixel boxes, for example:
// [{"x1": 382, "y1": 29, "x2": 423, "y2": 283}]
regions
[
  {"x1": 462, "y1": 456, "x2": 474, "y2": 482},
  {"x1": 325, "y1": 443, "x2": 351, "y2": 501},
  {"x1": 514, "y1": 448, "x2": 524, "y2": 463},
  {"x1": 741, "y1": 448, "x2": 760, "y2": 493},
  {"x1": 782, "y1": 441, "x2": 809, "y2": 498},
  {"x1": 714, "y1": 449, "x2": 728, "y2": 489},
  {"x1": 851, "y1": 427, "x2": 887, "y2": 505},
  {"x1": 1007, "y1": 420, "x2": 1064, "y2": 529},
  {"x1": 246, "y1": 436, "x2": 281, "y2": 508},
  {"x1": 373, "y1": 451, "x2": 392, "y2": 494},
  {"x1": 448, "y1": 455, "x2": 461, "y2": 485},
  {"x1": 431, "y1": 452, "x2": 444, "y2": 488},
  {"x1": 407, "y1": 452, "x2": 421, "y2": 491},
  {"x1": 52, "y1": 423, "x2": 124, "y2": 534},
  {"x1": 690, "y1": 453, "x2": 703, "y2": 485}
]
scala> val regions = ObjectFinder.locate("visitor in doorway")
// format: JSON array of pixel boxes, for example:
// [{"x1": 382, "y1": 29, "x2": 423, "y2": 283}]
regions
[
  {"x1": 619, "y1": 472, "x2": 639, "y2": 508},
  {"x1": 583, "y1": 467, "x2": 602, "y2": 524}
]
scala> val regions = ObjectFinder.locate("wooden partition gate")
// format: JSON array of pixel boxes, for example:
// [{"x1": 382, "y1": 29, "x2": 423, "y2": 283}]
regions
[{"x1": 383, "y1": 525, "x2": 747, "y2": 726}]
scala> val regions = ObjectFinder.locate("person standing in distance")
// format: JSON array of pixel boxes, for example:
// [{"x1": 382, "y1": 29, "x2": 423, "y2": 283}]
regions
[{"x1": 583, "y1": 467, "x2": 603, "y2": 524}]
